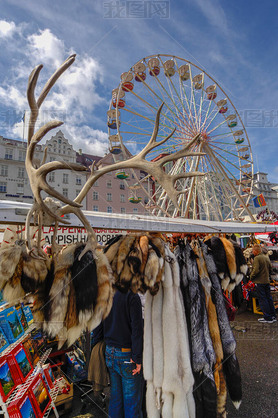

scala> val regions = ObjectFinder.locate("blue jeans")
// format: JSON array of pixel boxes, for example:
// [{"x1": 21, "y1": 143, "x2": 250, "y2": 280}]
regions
[
  {"x1": 105, "y1": 345, "x2": 143, "y2": 418},
  {"x1": 256, "y1": 283, "x2": 276, "y2": 321}
]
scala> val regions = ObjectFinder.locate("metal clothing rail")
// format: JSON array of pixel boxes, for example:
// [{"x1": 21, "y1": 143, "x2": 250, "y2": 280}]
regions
[{"x1": 0, "y1": 200, "x2": 277, "y2": 234}]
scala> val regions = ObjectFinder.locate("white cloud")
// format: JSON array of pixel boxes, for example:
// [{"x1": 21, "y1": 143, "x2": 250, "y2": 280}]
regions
[
  {"x1": 27, "y1": 29, "x2": 65, "y2": 68},
  {"x1": 0, "y1": 20, "x2": 17, "y2": 38},
  {"x1": 0, "y1": 86, "x2": 26, "y2": 110},
  {"x1": 64, "y1": 124, "x2": 109, "y2": 156}
]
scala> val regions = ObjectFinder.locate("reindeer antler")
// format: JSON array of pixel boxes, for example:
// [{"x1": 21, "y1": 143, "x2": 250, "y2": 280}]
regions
[
  {"x1": 62, "y1": 103, "x2": 205, "y2": 211},
  {"x1": 25, "y1": 56, "x2": 206, "y2": 258}
]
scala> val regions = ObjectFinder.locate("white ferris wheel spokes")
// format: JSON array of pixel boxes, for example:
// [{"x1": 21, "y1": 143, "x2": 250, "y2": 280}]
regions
[{"x1": 107, "y1": 54, "x2": 254, "y2": 222}]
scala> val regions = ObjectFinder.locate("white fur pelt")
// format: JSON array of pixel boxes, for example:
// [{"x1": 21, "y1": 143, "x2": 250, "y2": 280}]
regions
[{"x1": 143, "y1": 244, "x2": 195, "y2": 418}]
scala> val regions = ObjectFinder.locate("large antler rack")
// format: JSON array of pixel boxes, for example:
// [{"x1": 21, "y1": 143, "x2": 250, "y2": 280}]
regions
[{"x1": 25, "y1": 55, "x2": 206, "y2": 259}]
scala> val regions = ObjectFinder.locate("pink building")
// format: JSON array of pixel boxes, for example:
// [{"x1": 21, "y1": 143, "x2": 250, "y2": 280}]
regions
[{"x1": 78, "y1": 152, "x2": 151, "y2": 215}]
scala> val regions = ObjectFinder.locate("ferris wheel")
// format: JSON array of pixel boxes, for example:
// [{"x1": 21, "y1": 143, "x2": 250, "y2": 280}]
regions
[{"x1": 107, "y1": 54, "x2": 254, "y2": 222}]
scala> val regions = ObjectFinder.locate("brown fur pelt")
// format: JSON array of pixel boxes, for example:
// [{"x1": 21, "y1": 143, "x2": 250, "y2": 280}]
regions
[
  {"x1": 144, "y1": 248, "x2": 160, "y2": 288},
  {"x1": 0, "y1": 245, "x2": 23, "y2": 289},
  {"x1": 66, "y1": 249, "x2": 114, "y2": 347},
  {"x1": 3, "y1": 255, "x2": 24, "y2": 303},
  {"x1": 128, "y1": 237, "x2": 143, "y2": 275},
  {"x1": 221, "y1": 238, "x2": 237, "y2": 292},
  {"x1": 65, "y1": 281, "x2": 78, "y2": 329},
  {"x1": 117, "y1": 235, "x2": 136, "y2": 275},
  {"x1": 139, "y1": 235, "x2": 149, "y2": 274},
  {"x1": 103, "y1": 235, "x2": 124, "y2": 263}
]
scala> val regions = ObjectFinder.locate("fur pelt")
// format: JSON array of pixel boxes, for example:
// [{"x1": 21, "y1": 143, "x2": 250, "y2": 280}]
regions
[
  {"x1": 144, "y1": 244, "x2": 195, "y2": 418},
  {"x1": 148, "y1": 235, "x2": 165, "y2": 259},
  {"x1": 178, "y1": 242, "x2": 217, "y2": 418},
  {"x1": 66, "y1": 248, "x2": 114, "y2": 347},
  {"x1": 233, "y1": 242, "x2": 248, "y2": 285},
  {"x1": 32, "y1": 262, "x2": 55, "y2": 326},
  {"x1": 128, "y1": 237, "x2": 143, "y2": 275},
  {"x1": 43, "y1": 245, "x2": 77, "y2": 337},
  {"x1": 222, "y1": 353, "x2": 242, "y2": 410},
  {"x1": 139, "y1": 235, "x2": 149, "y2": 274},
  {"x1": 162, "y1": 246, "x2": 194, "y2": 417},
  {"x1": 144, "y1": 248, "x2": 160, "y2": 288},
  {"x1": 201, "y1": 241, "x2": 237, "y2": 356},
  {"x1": 0, "y1": 245, "x2": 22, "y2": 289},
  {"x1": 185, "y1": 243, "x2": 216, "y2": 375},
  {"x1": 143, "y1": 290, "x2": 153, "y2": 382},
  {"x1": 220, "y1": 238, "x2": 236, "y2": 281},
  {"x1": 103, "y1": 235, "x2": 124, "y2": 264},
  {"x1": 204, "y1": 237, "x2": 230, "y2": 290},
  {"x1": 3, "y1": 256, "x2": 24, "y2": 303},
  {"x1": 117, "y1": 235, "x2": 136, "y2": 275},
  {"x1": 152, "y1": 281, "x2": 164, "y2": 408}
]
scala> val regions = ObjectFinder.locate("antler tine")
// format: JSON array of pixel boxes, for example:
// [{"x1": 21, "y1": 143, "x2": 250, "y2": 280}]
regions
[
  {"x1": 27, "y1": 120, "x2": 63, "y2": 166},
  {"x1": 27, "y1": 64, "x2": 43, "y2": 145},
  {"x1": 37, "y1": 54, "x2": 76, "y2": 108}
]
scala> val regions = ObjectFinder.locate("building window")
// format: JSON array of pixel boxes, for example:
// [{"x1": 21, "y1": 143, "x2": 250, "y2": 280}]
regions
[
  {"x1": 94, "y1": 180, "x2": 99, "y2": 187},
  {"x1": 120, "y1": 194, "x2": 125, "y2": 203},
  {"x1": 76, "y1": 190, "x2": 80, "y2": 197},
  {"x1": 133, "y1": 208, "x2": 138, "y2": 214},
  {"x1": 18, "y1": 167, "x2": 25, "y2": 179},
  {"x1": 0, "y1": 165, "x2": 8, "y2": 177},
  {"x1": 93, "y1": 191, "x2": 99, "y2": 200},
  {"x1": 144, "y1": 197, "x2": 149, "y2": 204},
  {"x1": 62, "y1": 188, "x2": 68, "y2": 198},
  {"x1": 49, "y1": 172, "x2": 55, "y2": 182},
  {"x1": 76, "y1": 176, "x2": 81, "y2": 185},
  {"x1": 63, "y1": 173, "x2": 69, "y2": 184},
  {"x1": 120, "y1": 207, "x2": 126, "y2": 214},
  {"x1": 50, "y1": 156, "x2": 55, "y2": 162},
  {"x1": 107, "y1": 180, "x2": 112, "y2": 188},
  {"x1": 120, "y1": 181, "x2": 125, "y2": 190},
  {"x1": 107, "y1": 206, "x2": 112, "y2": 213},
  {"x1": 18, "y1": 150, "x2": 26, "y2": 161},
  {"x1": 17, "y1": 183, "x2": 24, "y2": 194},
  {"x1": 93, "y1": 205, "x2": 99, "y2": 211},
  {"x1": 107, "y1": 193, "x2": 112, "y2": 202},
  {"x1": 5, "y1": 148, "x2": 13, "y2": 160},
  {"x1": 0, "y1": 182, "x2": 7, "y2": 192}
]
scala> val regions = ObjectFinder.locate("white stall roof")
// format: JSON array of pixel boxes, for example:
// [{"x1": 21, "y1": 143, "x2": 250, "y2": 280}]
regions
[{"x1": 0, "y1": 200, "x2": 277, "y2": 234}]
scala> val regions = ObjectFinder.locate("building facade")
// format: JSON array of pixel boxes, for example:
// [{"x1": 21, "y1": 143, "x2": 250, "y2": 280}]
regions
[
  {"x1": 0, "y1": 131, "x2": 151, "y2": 215},
  {"x1": 252, "y1": 172, "x2": 278, "y2": 215},
  {"x1": 0, "y1": 131, "x2": 88, "y2": 207}
]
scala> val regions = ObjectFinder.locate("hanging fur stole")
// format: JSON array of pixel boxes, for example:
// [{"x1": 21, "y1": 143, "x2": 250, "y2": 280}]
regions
[
  {"x1": 162, "y1": 245, "x2": 195, "y2": 418},
  {"x1": 201, "y1": 242, "x2": 236, "y2": 356},
  {"x1": 0, "y1": 242, "x2": 50, "y2": 304},
  {"x1": 204, "y1": 237, "x2": 230, "y2": 290},
  {"x1": 201, "y1": 241, "x2": 242, "y2": 409},
  {"x1": 176, "y1": 242, "x2": 217, "y2": 418},
  {"x1": 193, "y1": 243, "x2": 227, "y2": 418},
  {"x1": 220, "y1": 238, "x2": 237, "y2": 292},
  {"x1": 143, "y1": 244, "x2": 195, "y2": 418},
  {"x1": 232, "y1": 241, "x2": 248, "y2": 286},
  {"x1": 66, "y1": 247, "x2": 114, "y2": 347}
]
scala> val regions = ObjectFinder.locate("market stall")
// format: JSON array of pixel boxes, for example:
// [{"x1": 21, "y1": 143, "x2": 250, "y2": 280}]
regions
[{"x1": 0, "y1": 55, "x2": 277, "y2": 418}]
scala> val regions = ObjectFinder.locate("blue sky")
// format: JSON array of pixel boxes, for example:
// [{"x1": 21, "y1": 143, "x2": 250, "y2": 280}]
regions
[{"x1": 1, "y1": 0, "x2": 278, "y2": 181}]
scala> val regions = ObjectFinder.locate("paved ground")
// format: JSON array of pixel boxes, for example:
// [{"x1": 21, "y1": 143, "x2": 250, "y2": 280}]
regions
[{"x1": 57, "y1": 306, "x2": 278, "y2": 418}]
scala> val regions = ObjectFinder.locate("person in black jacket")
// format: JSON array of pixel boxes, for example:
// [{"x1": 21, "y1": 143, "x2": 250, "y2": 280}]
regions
[{"x1": 93, "y1": 288, "x2": 143, "y2": 418}]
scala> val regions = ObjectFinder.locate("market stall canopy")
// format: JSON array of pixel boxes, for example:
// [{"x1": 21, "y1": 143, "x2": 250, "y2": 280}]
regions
[{"x1": 1, "y1": 200, "x2": 277, "y2": 234}]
